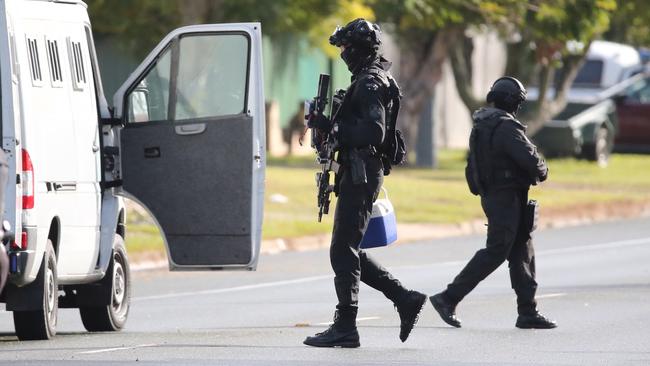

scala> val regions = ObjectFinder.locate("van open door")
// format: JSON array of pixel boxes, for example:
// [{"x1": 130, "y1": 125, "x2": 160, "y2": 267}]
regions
[{"x1": 111, "y1": 24, "x2": 265, "y2": 271}]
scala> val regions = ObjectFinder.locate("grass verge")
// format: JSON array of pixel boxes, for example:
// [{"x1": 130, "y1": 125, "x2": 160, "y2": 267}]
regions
[{"x1": 125, "y1": 151, "x2": 650, "y2": 254}]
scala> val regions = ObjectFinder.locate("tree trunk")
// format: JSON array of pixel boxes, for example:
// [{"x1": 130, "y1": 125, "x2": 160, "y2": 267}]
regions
[
  {"x1": 525, "y1": 50, "x2": 590, "y2": 136},
  {"x1": 504, "y1": 38, "x2": 536, "y2": 86},
  {"x1": 178, "y1": 0, "x2": 213, "y2": 24},
  {"x1": 449, "y1": 31, "x2": 482, "y2": 113},
  {"x1": 450, "y1": 29, "x2": 591, "y2": 138},
  {"x1": 397, "y1": 29, "x2": 453, "y2": 164},
  {"x1": 416, "y1": 94, "x2": 436, "y2": 167}
]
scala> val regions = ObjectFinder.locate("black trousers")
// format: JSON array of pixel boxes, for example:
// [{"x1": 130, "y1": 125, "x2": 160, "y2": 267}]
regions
[
  {"x1": 444, "y1": 188, "x2": 538, "y2": 315},
  {"x1": 330, "y1": 156, "x2": 407, "y2": 315}
]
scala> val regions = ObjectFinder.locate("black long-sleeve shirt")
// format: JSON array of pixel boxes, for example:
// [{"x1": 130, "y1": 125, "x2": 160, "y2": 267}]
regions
[{"x1": 335, "y1": 62, "x2": 389, "y2": 149}]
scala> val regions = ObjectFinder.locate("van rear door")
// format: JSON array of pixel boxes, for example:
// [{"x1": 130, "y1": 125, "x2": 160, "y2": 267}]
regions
[
  {"x1": 111, "y1": 24, "x2": 265, "y2": 271},
  {"x1": 0, "y1": 1, "x2": 18, "y2": 236}
]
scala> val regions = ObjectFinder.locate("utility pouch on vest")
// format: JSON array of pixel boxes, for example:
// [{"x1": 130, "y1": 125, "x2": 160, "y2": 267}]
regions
[
  {"x1": 465, "y1": 162, "x2": 481, "y2": 196},
  {"x1": 365, "y1": 68, "x2": 405, "y2": 176},
  {"x1": 348, "y1": 149, "x2": 367, "y2": 185},
  {"x1": 524, "y1": 199, "x2": 539, "y2": 233},
  {"x1": 466, "y1": 128, "x2": 484, "y2": 196}
]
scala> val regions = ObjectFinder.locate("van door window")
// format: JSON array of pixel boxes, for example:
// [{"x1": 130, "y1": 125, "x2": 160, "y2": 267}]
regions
[
  {"x1": 26, "y1": 37, "x2": 43, "y2": 86},
  {"x1": 125, "y1": 33, "x2": 249, "y2": 123},
  {"x1": 174, "y1": 34, "x2": 248, "y2": 120}
]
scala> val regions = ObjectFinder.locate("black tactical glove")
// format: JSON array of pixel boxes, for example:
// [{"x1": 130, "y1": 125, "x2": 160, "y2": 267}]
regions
[
  {"x1": 538, "y1": 161, "x2": 549, "y2": 183},
  {"x1": 308, "y1": 113, "x2": 332, "y2": 133}
]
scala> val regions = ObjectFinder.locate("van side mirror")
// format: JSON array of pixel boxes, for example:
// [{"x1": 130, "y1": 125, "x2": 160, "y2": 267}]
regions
[{"x1": 128, "y1": 89, "x2": 150, "y2": 123}]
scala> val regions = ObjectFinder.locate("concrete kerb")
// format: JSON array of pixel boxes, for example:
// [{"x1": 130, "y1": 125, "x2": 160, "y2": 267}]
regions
[{"x1": 129, "y1": 200, "x2": 650, "y2": 271}]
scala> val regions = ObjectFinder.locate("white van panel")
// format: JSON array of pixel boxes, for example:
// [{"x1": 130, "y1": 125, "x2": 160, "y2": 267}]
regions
[
  {"x1": 0, "y1": 2, "x2": 18, "y2": 234},
  {"x1": 8, "y1": 0, "x2": 100, "y2": 278}
]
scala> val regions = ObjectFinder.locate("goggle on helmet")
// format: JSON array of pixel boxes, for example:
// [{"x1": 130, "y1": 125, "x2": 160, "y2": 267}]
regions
[{"x1": 329, "y1": 18, "x2": 382, "y2": 51}]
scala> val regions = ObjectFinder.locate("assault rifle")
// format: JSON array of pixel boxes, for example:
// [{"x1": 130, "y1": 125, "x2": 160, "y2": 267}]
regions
[{"x1": 304, "y1": 74, "x2": 342, "y2": 222}]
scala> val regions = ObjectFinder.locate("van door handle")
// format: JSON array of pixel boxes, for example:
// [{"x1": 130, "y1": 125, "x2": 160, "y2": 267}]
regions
[
  {"x1": 144, "y1": 147, "x2": 161, "y2": 158},
  {"x1": 53, "y1": 182, "x2": 76, "y2": 191},
  {"x1": 175, "y1": 123, "x2": 206, "y2": 136}
]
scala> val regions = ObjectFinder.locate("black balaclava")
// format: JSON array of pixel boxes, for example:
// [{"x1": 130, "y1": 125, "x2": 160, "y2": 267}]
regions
[{"x1": 341, "y1": 46, "x2": 375, "y2": 74}]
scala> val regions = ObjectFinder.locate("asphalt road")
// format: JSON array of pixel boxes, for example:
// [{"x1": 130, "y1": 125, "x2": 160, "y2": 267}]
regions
[{"x1": 1, "y1": 217, "x2": 649, "y2": 365}]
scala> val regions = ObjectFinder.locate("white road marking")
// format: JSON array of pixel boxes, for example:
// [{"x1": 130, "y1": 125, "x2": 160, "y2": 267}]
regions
[
  {"x1": 538, "y1": 237, "x2": 650, "y2": 256},
  {"x1": 316, "y1": 316, "x2": 381, "y2": 326},
  {"x1": 132, "y1": 237, "x2": 650, "y2": 302},
  {"x1": 77, "y1": 343, "x2": 157, "y2": 355},
  {"x1": 398, "y1": 237, "x2": 650, "y2": 271},
  {"x1": 535, "y1": 293, "x2": 567, "y2": 299},
  {"x1": 133, "y1": 275, "x2": 332, "y2": 302}
]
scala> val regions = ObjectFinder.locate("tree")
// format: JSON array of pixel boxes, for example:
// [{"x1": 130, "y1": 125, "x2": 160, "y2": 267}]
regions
[
  {"x1": 605, "y1": 0, "x2": 650, "y2": 47},
  {"x1": 85, "y1": 0, "x2": 179, "y2": 58},
  {"x1": 449, "y1": 0, "x2": 616, "y2": 136},
  {"x1": 368, "y1": 1, "x2": 494, "y2": 166},
  {"x1": 85, "y1": 0, "x2": 370, "y2": 58}
]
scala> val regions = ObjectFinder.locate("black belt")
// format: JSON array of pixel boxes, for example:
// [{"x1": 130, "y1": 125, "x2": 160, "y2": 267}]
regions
[
  {"x1": 489, "y1": 169, "x2": 516, "y2": 184},
  {"x1": 339, "y1": 146, "x2": 378, "y2": 158}
]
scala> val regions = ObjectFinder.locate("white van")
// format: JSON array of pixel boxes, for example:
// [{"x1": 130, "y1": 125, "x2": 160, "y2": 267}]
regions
[
  {"x1": 0, "y1": 0, "x2": 265, "y2": 340},
  {"x1": 573, "y1": 40, "x2": 641, "y2": 89},
  {"x1": 528, "y1": 40, "x2": 643, "y2": 104}
]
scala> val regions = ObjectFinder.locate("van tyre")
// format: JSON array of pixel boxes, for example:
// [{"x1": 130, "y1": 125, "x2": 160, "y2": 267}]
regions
[
  {"x1": 13, "y1": 240, "x2": 58, "y2": 340},
  {"x1": 79, "y1": 235, "x2": 130, "y2": 331}
]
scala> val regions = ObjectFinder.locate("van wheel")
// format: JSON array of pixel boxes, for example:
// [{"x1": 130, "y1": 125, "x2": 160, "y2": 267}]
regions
[
  {"x1": 79, "y1": 235, "x2": 130, "y2": 331},
  {"x1": 584, "y1": 126, "x2": 612, "y2": 167},
  {"x1": 13, "y1": 240, "x2": 58, "y2": 340}
]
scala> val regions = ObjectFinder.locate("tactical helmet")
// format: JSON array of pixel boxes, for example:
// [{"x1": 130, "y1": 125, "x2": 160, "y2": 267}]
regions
[
  {"x1": 329, "y1": 18, "x2": 382, "y2": 51},
  {"x1": 486, "y1": 76, "x2": 527, "y2": 114}
]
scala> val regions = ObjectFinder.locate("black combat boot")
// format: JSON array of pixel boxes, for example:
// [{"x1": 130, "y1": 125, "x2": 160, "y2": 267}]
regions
[
  {"x1": 516, "y1": 312, "x2": 557, "y2": 329},
  {"x1": 303, "y1": 310, "x2": 360, "y2": 348},
  {"x1": 430, "y1": 292, "x2": 462, "y2": 328},
  {"x1": 394, "y1": 290, "x2": 428, "y2": 342}
]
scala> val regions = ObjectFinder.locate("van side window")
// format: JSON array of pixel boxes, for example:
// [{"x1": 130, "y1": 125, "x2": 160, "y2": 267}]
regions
[
  {"x1": 573, "y1": 59, "x2": 604, "y2": 88},
  {"x1": 26, "y1": 37, "x2": 43, "y2": 86},
  {"x1": 67, "y1": 38, "x2": 87, "y2": 90},
  {"x1": 46, "y1": 39, "x2": 63, "y2": 87}
]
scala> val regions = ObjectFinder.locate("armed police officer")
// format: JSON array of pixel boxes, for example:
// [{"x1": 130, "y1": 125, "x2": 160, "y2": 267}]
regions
[
  {"x1": 430, "y1": 77, "x2": 557, "y2": 330},
  {"x1": 303, "y1": 19, "x2": 427, "y2": 348}
]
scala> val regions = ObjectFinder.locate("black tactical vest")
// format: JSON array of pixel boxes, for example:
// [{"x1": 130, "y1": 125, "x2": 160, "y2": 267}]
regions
[{"x1": 465, "y1": 114, "x2": 521, "y2": 195}]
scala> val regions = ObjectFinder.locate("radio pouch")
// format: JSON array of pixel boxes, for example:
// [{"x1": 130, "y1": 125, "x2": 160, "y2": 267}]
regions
[{"x1": 524, "y1": 199, "x2": 539, "y2": 233}]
